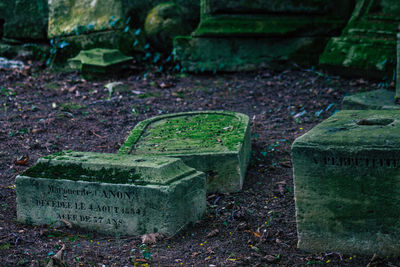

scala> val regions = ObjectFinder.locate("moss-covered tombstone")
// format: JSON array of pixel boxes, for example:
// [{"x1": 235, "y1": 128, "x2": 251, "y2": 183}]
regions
[
  {"x1": 174, "y1": 0, "x2": 353, "y2": 72},
  {"x1": 292, "y1": 110, "x2": 400, "y2": 255},
  {"x1": 320, "y1": 0, "x2": 400, "y2": 78},
  {"x1": 16, "y1": 151, "x2": 206, "y2": 236},
  {"x1": 119, "y1": 111, "x2": 251, "y2": 193},
  {"x1": 68, "y1": 48, "x2": 132, "y2": 78}
]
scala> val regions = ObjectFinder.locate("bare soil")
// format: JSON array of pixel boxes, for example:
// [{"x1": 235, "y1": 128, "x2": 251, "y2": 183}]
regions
[{"x1": 0, "y1": 62, "x2": 398, "y2": 266}]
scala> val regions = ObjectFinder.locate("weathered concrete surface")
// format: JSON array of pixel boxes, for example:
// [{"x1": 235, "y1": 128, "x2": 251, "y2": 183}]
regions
[
  {"x1": 3, "y1": 0, "x2": 48, "y2": 40},
  {"x1": 16, "y1": 151, "x2": 206, "y2": 236},
  {"x1": 292, "y1": 110, "x2": 400, "y2": 255},
  {"x1": 342, "y1": 89, "x2": 400, "y2": 110},
  {"x1": 320, "y1": 0, "x2": 400, "y2": 78},
  {"x1": 119, "y1": 111, "x2": 251, "y2": 193},
  {"x1": 174, "y1": 0, "x2": 352, "y2": 72}
]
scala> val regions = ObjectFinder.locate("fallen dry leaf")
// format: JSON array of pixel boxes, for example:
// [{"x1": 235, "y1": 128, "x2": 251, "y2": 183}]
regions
[
  {"x1": 206, "y1": 229, "x2": 219, "y2": 238},
  {"x1": 141, "y1": 233, "x2": 162, "y2": 244},
  {"x1": 14, "y1": 155, "x2": 29, "y2": 166},
  {"x1": 61, "y1": 219, "x2": 72, "y2": 229},
  {"x1": 46, "y1": 244, "x2": 66, "y2": 267}
]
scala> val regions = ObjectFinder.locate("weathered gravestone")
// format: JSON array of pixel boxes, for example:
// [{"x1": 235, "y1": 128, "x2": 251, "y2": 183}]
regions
[
  {"x1": 320, "y1": 0, "x2": 400, "y2": 78},
  {"x1": 119, "y1": 111, "x2": 251, "y2": 193},
  {"x1": 68, "y1": 48, "x2": 132, "y2": 76},
  {"x1": 292, "y1": 110, "x2": 400, "y2": 255},
  {"x1": 342, "y1": 23, "x2": 400, "y2": 110},
  {"x1": 174, "y1": 0, "x2": 352, "y2": 72},
  {"x1": 16, "y1": 151, "x2": 206, "y2": 235}
]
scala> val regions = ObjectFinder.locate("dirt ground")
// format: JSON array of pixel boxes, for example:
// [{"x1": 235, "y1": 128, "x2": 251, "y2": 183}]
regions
[{"x1": 0, "y1": 61, "x2": 399, "y2": 266}]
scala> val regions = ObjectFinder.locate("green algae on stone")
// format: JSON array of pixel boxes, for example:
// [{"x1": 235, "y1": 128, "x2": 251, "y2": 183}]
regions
[
  {"x1": 319, "y1": 0, "x2": 400, "y2": 77},
  {"x1": 16, "y1": 151, "x2": 206, "y2": 236},
  {"x1": 174, "y1": 0, "x2": 352, "y2": 72},
  {"x1": 68, "y1": 48, "x2": 132, "y2": 75},
  {"x1": 292, "y1": 110, "x2": 400, "y2": 255},
  {"x1": 119, "y1": 111, "x2": 251, "y2": 193}
]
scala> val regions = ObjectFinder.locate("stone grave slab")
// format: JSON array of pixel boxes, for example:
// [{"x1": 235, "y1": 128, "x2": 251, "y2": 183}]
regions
[
  {"x1": 319, "y1": 0, "x2": 400, "y2": 78},
  {"x1": 16, "y1": 151, "x2": 206, "y2": 236},
  {"x1": 174, "y1": 0, "x2": 352, "y2": 72},
  {"x1": 119, "y1": 111, "x2": 251, "y2": 193},
  {"x1": 342, "y1": 89, "x2": 400, "y2": 110},
  {"x1": 68, "y1": 48, "x2": 132, "y2": 76},
  {"x1": 292, "y1": 110, "x2": 400, "y2": 255}
]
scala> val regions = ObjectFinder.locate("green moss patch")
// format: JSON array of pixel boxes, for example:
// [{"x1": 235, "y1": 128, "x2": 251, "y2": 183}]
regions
[
  {"x1": 27, "y1": 151, "x2": 196, "y2": 186},
  {"x1": 120, "y1": 111, "x2": 248, "y2": 155}
]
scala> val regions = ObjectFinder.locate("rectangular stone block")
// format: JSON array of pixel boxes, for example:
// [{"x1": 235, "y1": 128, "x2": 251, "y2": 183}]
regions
[
  {"x1": 119, "y1": 111, "x2": 251, "y2": 193},
  {"x1": 16, "y1": 151, "x2": 205, "y2": 236},
  {"x1": 292, "y1": 110, "x2": 400, "y2": 255}
]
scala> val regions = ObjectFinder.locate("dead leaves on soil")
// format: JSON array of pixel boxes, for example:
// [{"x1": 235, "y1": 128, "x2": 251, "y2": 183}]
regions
[{"x1": 141, "y1": 233, "x2": 163, "y2": 244}]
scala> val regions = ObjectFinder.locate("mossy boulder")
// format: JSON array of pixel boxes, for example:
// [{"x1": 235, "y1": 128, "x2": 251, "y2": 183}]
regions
[
  {"x1": 3, "y1": 0, "x2": 48, "y2": 40},
  {"x1": 144, "y1": 2, "x2": 191, "y2": 53}
]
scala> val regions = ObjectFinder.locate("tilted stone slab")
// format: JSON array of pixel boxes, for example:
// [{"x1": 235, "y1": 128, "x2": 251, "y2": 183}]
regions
[
  {"x1": 292, "y1": 110, "x2": 400, "y2": 255},
  {"x1": 342, "y1": 89, "x2": 400, "y2": 110},
  {"x1": 119, "y1": 111, "x2": 251, "y2": 193},
  {"x1": 16, "y1": 151, "x2": 205, "y2": 236}
]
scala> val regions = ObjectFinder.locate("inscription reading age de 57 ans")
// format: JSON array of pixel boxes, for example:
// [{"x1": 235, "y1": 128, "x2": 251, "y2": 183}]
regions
[{"x1": 312, "y1": 156, "x2": 400, "y2": 168}]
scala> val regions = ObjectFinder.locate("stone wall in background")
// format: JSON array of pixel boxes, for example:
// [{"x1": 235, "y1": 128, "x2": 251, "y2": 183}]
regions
[
  {"x1": 3, "y1": 0, "x2": 48, "y2": 41},
  {"x1": 319, "y1": 0, "x2": 400, "y2": 78},
  {"x1": 174, "y1": 0, "x2": 354, "y2": 72}
]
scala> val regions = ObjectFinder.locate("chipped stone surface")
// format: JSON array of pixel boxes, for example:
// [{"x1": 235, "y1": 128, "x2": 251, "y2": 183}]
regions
[
  {"x1": 16, "y1": 151, "x2": 206, "y2": 236},
  {"x1": 119, "y1": 111, "x2": 251, "y2": 193},
  {"x1": 292, "y1": 110, "x2": 400, "y2": 255}
]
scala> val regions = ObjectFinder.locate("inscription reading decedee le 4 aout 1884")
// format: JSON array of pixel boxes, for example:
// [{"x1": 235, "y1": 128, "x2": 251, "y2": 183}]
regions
[
  {"x1": 16, "y1": 151, "x2": 206, "y2": 235},
  {"x1": 35, "y1": 185, "x2": 144, "y2": 227}
]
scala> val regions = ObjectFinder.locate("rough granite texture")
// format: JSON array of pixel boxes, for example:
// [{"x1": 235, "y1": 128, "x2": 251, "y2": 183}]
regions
[
  {"x1": 119, "y1": 111, "x2": 251, "y2": 193},
  {"x1": 319, "y1": 0, "x2": 400, "y2": 78},
  {"x1": 16, "y1": 151, "x2": 206, "y2": 236},
  {"x1": 342, "y1": 89, "x2": 400, "y2": 110},
  {"x1": 292, "y1": 110, "x2": 400, "y2": 255}
]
